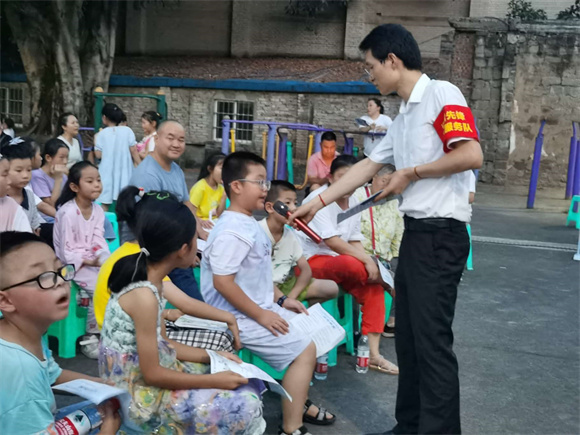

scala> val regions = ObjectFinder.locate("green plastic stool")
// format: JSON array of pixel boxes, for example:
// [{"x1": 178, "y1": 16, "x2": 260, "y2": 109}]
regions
[
  {"x1": 239, "y1": 348, "x2": 288, "y2": 380},
  {"x1": 357, "y1": 292, "x2": 393, "y2": 333},
  {"x1": 566, "y1": 196, "x2": 580, "y2": 229},
  {"x1": 47, "y1": 282, "x2": 87, "y2": 358},
  {"x1": 466, "y1": 223, "x2": 473, "y2": 270},
  {"x1": 104, "y1": 211, "x2": 120, "y2": 253}
]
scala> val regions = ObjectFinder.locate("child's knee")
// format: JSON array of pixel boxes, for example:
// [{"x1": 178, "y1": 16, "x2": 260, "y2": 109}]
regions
[{"x1": 296, "y1": 341, "x2": 316, "y2": 363}]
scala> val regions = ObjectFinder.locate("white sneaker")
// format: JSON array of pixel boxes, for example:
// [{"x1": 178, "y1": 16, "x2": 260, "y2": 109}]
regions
[{"x1": 80, "y1": 335, "x2": 100, "y2": 359}]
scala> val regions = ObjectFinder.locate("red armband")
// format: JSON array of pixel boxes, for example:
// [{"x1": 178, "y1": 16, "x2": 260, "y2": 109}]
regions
[{"x1": 434, "y1": 105, "x2": 479, "y2": 153}]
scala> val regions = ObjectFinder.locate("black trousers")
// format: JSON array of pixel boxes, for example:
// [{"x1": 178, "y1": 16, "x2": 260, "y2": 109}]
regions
[{"x1": 393, "y1": 217, "x2": 469, "y2": 435}]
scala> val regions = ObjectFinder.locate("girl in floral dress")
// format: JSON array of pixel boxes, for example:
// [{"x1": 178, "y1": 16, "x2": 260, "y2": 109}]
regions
[{"x1": 99, "y1": 187, "x2": 265, "y2": 434}]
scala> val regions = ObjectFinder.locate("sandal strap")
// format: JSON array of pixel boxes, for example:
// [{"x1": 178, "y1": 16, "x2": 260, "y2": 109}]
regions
[
  {"x1": 316, "y1": 407, "x2": 327, "y2": 421},
  {"x1": 303, "y1": 399, "x2": 313, "y2": 412},
  {"x1": 279, "y1": 425, "x2": 311, "y2": 435}
]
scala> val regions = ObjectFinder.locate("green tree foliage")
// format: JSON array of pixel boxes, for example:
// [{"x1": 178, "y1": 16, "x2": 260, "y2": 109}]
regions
[
  {"x1": 557, "y1": 0, "x2": 580, "y2": 19},
  {"x1": 506, "y1": 0, "x2": 548, "y2": 21}
]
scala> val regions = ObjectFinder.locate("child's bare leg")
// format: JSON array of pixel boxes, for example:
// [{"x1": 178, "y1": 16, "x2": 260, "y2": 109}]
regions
[
  {"x1": 281, "y1": 342, "x2": 316, "y2": 433},
  {"x1": 368, "y1": 332, "x2": 381, "y2": 358},
  {"x1": 305, "y1": 279, "x2": 339, "y2": 305}
]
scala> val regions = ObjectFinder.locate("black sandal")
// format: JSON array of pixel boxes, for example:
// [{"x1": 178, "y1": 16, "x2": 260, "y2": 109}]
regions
[
  {"x1": 278, "y1": 425, "x2": 311, "y2": 435},
  {"x1": 303, "y1": 399, "x2": 336, "y2": 426}
]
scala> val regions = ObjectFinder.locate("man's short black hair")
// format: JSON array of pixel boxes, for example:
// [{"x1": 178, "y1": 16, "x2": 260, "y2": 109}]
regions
[
  {"x1": 359, "y1": 24, "x2": 422, "y2": 71},
  {"x1": 321, "y1": 131, "x2": 337, "y2": 142},
  {"x1": 222, "y1": 151, "x2": 266, "y2": 197},
  {"x1": 0, "y1": 144, "x2": 33, "y2": 161},
  {"x1": 265, "y1": 180, "x2": 296, "y2": 204}
]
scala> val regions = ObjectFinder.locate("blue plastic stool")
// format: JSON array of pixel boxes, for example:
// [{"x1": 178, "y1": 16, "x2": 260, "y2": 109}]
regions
[
  {"x1": 466, "y1": 223, "x2": 473, "y2": 270},
  {"x1": 47, "y1": 282, "x2": 87, "y2": 358},
  {"x1": 566, "y1": 196, "x2": 580, "y2": 229}
]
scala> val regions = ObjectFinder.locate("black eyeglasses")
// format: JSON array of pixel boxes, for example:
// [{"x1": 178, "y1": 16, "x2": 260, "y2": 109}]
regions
[{"x1": 0, "y1": 264, "x2": 76, "y2": 291}]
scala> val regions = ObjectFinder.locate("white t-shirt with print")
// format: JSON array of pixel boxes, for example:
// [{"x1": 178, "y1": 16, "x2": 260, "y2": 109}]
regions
[
  {"x1": 298, "y1": 184, "x2": 365, "y2": 259},
  {"x1": 201, "y1": 211, "x2": 274, "y2": 319},
  {"x1": 258, "y1": 218, "x2": 303, "y2": 284}
]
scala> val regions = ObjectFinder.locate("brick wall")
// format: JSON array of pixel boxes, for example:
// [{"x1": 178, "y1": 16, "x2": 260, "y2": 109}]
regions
[{"x1": 470, "y1": 0, "x2": 572, "y2": 19}]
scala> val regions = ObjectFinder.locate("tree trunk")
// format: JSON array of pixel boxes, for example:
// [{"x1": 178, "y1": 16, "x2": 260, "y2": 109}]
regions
[{"x1": 2, "y1": 0, "x2": 120, "y2": 134}]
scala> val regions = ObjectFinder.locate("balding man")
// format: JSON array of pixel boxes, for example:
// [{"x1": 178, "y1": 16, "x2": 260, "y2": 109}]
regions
[{"x1": 129, "y1": 120, "x2": 204, "y2": 300}]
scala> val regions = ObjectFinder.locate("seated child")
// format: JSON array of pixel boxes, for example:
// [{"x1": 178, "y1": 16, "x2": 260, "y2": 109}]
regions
[
  {"x1": 99, "y1": 189, "x2": 264, "y2": 434},
  {"x1": 53, "y1": 162, "x2": 110, "y2": 359},
  {"x1": 2, "y1": 143, "x2": 43, "y2": 234},
  {"x1": 0, "y1": 153, "x2": 31, "y2": 233},
  {"x1": 201, "y1": 152, "x2": 336, "y2": 435},
  {"x1": 30, "y1": 138, "x2": 69, "y2": 221},
  {"x1": 352, "y1": 164, "x2": 403, "y2": 337},
  {"x1": 189, "y1": 151, "x2": 226, "y2": 229},
  {"x1": 93, "y1": 185, "x2": 241, "y2": 353},
  {"x1": 0, "y1": 231, "x2": 120, "y2": 434},
  {"x1": 258, "y1": 180, "x2": 338, "y2": 305}
]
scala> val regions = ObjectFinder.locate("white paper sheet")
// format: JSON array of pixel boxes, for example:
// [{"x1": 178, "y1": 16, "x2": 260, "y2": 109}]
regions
[
  {"x1": 376, "y1": 260, "x2": 395, "y2": 288},
  {"x1": 174, "y1": 315, "x2": 229, "y2": 332},
  {"x1": 53, "y1": 379, "x2": 134, "y2": 428},
  {"x1": 197, "y1": 239, "x2": 207, "y2": 252},
  {"x1": 207, "y1": 350, "x2": 292, "y2": 401},
  {"x1": 289, "y1": 303, "x2": 345, "y2": 357}
]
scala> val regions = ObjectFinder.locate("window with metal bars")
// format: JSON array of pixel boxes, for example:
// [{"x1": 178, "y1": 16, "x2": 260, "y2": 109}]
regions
[
  {"x1": 213, "y1": 100, "x2": 254, "y2": 142},
  {"x1": 0, "y1": 88, "x2": 24, "y2": 126}
]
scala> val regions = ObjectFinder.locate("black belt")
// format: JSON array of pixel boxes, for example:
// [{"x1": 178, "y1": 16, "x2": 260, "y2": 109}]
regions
[{"x1": 404, "y1": 216, "x2": 466, "y2": 232}]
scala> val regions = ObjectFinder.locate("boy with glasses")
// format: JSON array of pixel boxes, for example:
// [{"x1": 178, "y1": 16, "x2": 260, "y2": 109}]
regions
[
  {"x1": 0, "y1": 231, "x2": 120, "y2": 434},
  {"x1": 201, "y1": 152, "x2": 336, "y2": 435}
]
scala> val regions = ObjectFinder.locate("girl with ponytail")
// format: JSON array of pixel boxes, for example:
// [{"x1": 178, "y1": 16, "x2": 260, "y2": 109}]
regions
[{"x1": 99, "y1": 186, "x2": 265, "y2": 434}]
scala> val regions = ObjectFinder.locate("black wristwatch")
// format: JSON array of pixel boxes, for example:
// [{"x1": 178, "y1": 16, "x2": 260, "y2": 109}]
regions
[{"x1": 277, "y1": 295, "x2": 288, "y2": 307}]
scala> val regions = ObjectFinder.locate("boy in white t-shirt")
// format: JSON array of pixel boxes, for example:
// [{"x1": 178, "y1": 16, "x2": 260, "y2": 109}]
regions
[
  {"x1": 201, "y1": 152, "x2": 336, "y2": 435},
  {"x1": 258, "y1": 180, "x2": 338, "y2": 305}
]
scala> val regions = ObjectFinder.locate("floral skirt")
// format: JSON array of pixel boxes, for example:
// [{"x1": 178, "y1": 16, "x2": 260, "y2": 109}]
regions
[{"x1": 99, "y1": 340, "x2": 265, "y2": 434}]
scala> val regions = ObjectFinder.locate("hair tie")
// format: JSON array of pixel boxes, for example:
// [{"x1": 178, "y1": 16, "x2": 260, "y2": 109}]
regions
[
  {"x1": 138, "y1": 188, "x2": 145, "y2": 198},
  {"x1": 9, "y1": 137, "x2": 24, "y2": 146},
  {"x1": 131, "y1": 246, "x2": 150, "y2": 282}
]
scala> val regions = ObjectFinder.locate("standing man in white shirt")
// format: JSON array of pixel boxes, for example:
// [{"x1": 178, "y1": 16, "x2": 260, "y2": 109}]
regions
[{"x1": 291, "y1": 24, "x2": 482, "y2": 435}]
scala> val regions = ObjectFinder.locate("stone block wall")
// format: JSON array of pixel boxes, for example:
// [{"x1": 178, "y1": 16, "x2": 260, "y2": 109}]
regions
[{"x1": 449, "y1": 18, "x2": 580, "y2": 188}]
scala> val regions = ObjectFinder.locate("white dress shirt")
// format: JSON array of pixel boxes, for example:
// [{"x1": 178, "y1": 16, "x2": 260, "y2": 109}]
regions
[{"x1": 369, "y1": 74, "x2": 479, "y2": 223}]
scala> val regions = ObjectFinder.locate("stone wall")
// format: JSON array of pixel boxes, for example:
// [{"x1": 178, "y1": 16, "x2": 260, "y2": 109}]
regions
[
  {"x1": 470, "y1": 0, "x2": 572, "y2": 20},
  {"x1": 449, "y1": 18, "x2": 580, "y2": 188}
]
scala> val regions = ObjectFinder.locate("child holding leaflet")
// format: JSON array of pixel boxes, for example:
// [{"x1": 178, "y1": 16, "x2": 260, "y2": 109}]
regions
[
  {"x1": 99, "y1": 189, "x2": 264, "y2": 434},
  {"x1": 201, "y1": 152, "x2": 336, "y2": 435},
  {"x1": 53, "y1": 161, "x2": 110, "y2": 359},
  {"x1": 258, "y1": 180, "x2": 338, "y2": 305},
  {"x1": 0, "y1": 232, "x2": 121, "y2": 434}
]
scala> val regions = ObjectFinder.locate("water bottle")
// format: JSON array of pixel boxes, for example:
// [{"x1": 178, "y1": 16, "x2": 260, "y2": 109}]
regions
[
  {"x1": 314, "y1": 353, "x2": 328, "y2": 380},
  {"x1": 54, "y1": 400, "x2": 119, "y2": 435},
  {"x1": 76, "y1": 288, "x2": 90, "y2": 308},
  {"x1": 356, "y1": 335, "x2": 369, "y2": 374}
]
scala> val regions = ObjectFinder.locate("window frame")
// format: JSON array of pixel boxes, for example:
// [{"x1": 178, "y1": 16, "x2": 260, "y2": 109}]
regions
[
  {"x1": 0, "y1": 87, "x2": 24, "y2": 127},
  {"x1": 213, "y1": 99, "x2": 254, "y2": 144}
]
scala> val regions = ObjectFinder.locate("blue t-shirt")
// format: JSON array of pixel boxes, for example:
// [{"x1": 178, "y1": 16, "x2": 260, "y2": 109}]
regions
[
  {"x1": 0, "y1": 338, "x2": 63, "y2": 434},
  {"x1": 129, "y1": 155, "x2": 189, "y2": 202}
]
